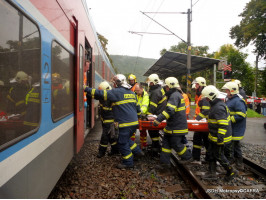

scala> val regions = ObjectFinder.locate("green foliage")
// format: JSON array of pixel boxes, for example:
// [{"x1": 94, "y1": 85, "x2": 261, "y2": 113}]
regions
[
  {"x1": 214, "y1": 44, "x2": 255, "y2": 95},
  {"x1": 230, "y1": 0, "x2": 266, "y2": 59},
  {"x1": 97, "y1": 33, "x2": 118, "y2": 73},
  {"x1": 110, "y1": 55, "x2": 157, "y2": 82},
  {"x1": 247, "y1": 108, "x2": 264, "y2": 118},
  {"x1": 257, "y1": 67, "x2": 266, "y2": 97}
]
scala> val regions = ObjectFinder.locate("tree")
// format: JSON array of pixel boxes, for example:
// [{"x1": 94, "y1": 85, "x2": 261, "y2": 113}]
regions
[
  {"x1": 230, "y1": 0, "x2": 266, "y2": 60},
  {"x1": 97, "y1": 32, "x2": 118, "y2": 73},
  {"x1": 214, "y1": 44, "x2": 255, "y2": 95}
]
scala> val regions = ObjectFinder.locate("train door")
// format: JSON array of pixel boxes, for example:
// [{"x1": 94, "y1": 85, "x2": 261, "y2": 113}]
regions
[
  {"x1": 74, "y1": 17, "x2": 85, "y2": 153},
  {"x1": 84, "y1": 39, "x2": 92, "y2": 133}
]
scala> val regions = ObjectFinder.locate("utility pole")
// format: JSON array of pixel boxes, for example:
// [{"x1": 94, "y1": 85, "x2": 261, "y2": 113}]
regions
[{"x1": 187, "y1": 8, "x2": 192, "y2": 100}]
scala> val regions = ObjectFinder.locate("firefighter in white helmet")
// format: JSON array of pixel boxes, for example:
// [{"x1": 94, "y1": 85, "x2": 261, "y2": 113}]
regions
[
  {"x1": 222, "y1": 81, "x2": 247, "y2": 170},
  {"x1": 201, "y1": 85, "x2": 238, "y2": 181},
  {"x1": 96, "y1": 81, "x2": 119, "y2": 158},
  {"x1": 146, "y1": 73, "x2": 167, "y2": 156},
  {"x1": 152, "y1": 77, "x2": 192, "y2": 169},
  {"x1": 84, "y1": 74, "x2": 144, "y2": 169},
  {"x1": 232, "y1": 79, "x2": 246, "y2": 100},
  {"x1": 191, "y1": 77, "x2": 210, "y2": 163}
]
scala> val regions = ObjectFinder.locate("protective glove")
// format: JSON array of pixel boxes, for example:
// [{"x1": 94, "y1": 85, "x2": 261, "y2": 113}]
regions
[
  {"x1": 83, "y1": 84, "x2": 88, "y2": 90},
  {"x1": 153, "y1": 120, "x2": 160, "y2": 127}
]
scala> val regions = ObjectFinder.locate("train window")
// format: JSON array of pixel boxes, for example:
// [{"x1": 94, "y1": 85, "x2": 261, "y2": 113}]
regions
[
  {"x1": 79, "y1": 45, "x2": 84, "y2": 111},
  {"x1": 0, "y1": 0, "x2": 41, "y2": 150},
  {"x1": 51, "y1": 41, "x2": 74, "y2": 121}
]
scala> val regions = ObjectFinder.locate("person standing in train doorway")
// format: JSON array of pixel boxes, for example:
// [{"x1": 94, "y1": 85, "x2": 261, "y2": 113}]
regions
[
  {"x1": 222, "y1": 82, "x2": 247, "y2": 171},
  {"x1": 146, "y1": 74, "x2": 167, "y2": 157},
  {"x1": 151, "y1": 77, "x2": 192, "y2": 170},
  {"x1": 95, "y1": 81, "x2": 119, "y2": 158},
  {"x1": 84, "y1": 74, "x2": 144, "y2": 169},
  {"x1": 201, "y1": 85, "x2": 238, "y2": 181},
  {"x1": 191, "y1": 77, "x2": 210, "y2": 164}
]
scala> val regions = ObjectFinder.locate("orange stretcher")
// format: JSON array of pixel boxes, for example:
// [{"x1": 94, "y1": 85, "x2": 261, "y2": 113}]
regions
[{"x1": 138, "y1": 120, "x2": 209, "y2": 132}]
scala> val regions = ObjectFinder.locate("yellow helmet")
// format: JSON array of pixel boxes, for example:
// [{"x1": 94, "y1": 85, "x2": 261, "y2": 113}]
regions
[
  {"x1": 202, "y1": 85, "x2": 220, "y2": 101},
  {"x1": 147, "y1": 74, "x2": 160, "y2": 85},
  {"x1": 192, "y1": 77, "x2": 206, "y2": 86},
  {"x1": 98, "y1": 81, "x2": 112, "y2": 90},
  {"x1": 165, "y1": 77, "x2": 180, "y2": 89},
  {"x1": 128, "y1": 74, "x2": 136, "y2": 81},
  {"x1": 222, "y1": 82, "x2": 239, "y2": 94}
]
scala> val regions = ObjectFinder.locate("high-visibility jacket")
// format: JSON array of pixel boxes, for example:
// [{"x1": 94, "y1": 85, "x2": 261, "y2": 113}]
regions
[
  {"x1": 182, "y1": 93, "x2": 190, "y2": 115},
  {"x1": 225, "y1": 94, "x2": 247, "y2": 141},
  {"x1": 147, "y1": 84, "x2": 167, "y2": 115},
  {"x1": 195, "y1": 95, "x2": 210, "y2": 120},
  {"x1": 208, "y1": 98, "x2": 232, "y2": 145},
  {"x1": 156, "y1": 89, "x2": 188, "y2": 135},
  {"x1": 85, "y1": 86, "x2": 141, "y2": 128},
  {"x1": 137, "y1": 89, "x2": 149, "y2": 114}
]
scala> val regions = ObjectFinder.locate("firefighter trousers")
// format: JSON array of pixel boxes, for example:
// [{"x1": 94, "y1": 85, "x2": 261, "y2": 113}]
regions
[
  {"x1": 208, "y1": 142, "x2": 231, "y2": 170},
  {"x1": 192, "y1": 132, "x2": 210, "y2": 161},
  {"x1": 118, "y1": 125, "x2": 141, "y2": 166},
  {"x1": 148, "y1": 130, "x2": 161, "y2": 149},
  {"x1": 160, "y1": 134, "x2": 192, "y2": 165},
  {"x1": 98, "y1": 124, "x2": 119, "y2": 154}
]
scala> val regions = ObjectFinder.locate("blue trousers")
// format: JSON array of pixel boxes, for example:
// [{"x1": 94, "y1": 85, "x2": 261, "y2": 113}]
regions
[
  {"x1": 118, "y1": 125, "x2": 141, "y2": 166},
  {"x1": 160, "y1": 134, "x2": 192, "y2": 165}
]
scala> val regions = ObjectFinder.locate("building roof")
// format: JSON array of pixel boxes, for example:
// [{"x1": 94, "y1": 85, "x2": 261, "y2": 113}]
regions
[{"x1": 144, "y1": 51, "x2": 222, "y2": 79}]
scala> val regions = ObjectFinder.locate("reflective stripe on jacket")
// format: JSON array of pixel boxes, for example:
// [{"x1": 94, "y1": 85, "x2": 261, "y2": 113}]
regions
[
  {"x1": 85, "y1": 86, "x2": 141, "y2": 128},
  {"x1": 156, "y1": 89, "x2": 188, "y2": 135},
  {"x1": 208, "y1": 98, "x2": 232, "y2": 145},
  {"x1": 225, "y1": 94, "x2": 247, "y2": 140},
  {"x1": 147, "y1": 84, "x2": 167, "y2": 115}
]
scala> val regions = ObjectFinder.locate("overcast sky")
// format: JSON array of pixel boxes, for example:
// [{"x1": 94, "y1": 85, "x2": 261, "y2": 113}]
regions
[{"x1": 86, "y1": 0, "x2": 264, "y2": 68}]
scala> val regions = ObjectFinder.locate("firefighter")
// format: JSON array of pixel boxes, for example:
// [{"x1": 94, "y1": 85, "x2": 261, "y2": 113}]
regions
[
  {"x1": 96, "y1": 81, "x2": 119, "y2": 158},
  {"x1": 222, "y1": 82, "x2": 247, "y2": 170},
  {"x1": 232, "y1": 79, "x2": 247, "y2": 100},
  {"x1": 134, "y1": 84, "x2": 150, "y2": 149},
  {"x1": 7, "y1": 71, "x2": 31, "y2": 119},
  {"x1": 191, "y1": 77, "x2": 210, "y2": 163},
  {"x1": 152, "y1": 77, "x2": 192, "y2": 169},
  {"x1": 23, "y1": 82, "x2": 41, "y2": 133},
  {"x1": 202, "y1": 85, "x2": 238, "y2": 181},
  {"x1": 146, "y1": 73, "x2": 167, "y2": 155},
  {"x1": 128, "y1": 74, "x2": 138, "y2": 92},
  {"x1": 84, "y1": 74, "x2": 144, "y2": 169}
]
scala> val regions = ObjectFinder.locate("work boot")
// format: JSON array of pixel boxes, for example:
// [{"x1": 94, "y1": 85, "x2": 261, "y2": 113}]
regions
[
  {"x1": 116, "y1": 163, "x2": 134, "y2": 169},
  {"x1": 151, "y1": 148, "x2": 160, "y2": 158},
  {"x1": 224, "y1": 166, "x2": 238, "y2": 181},
  {"x1": 202, "y1": 162, "x2": 217, "y2": 180},
  {"x1": 97, "y1": 151, "x2": 105, "y2": 158},
  {"x1": 235, "y1": 157, "x2": 244, "y2": 171}
]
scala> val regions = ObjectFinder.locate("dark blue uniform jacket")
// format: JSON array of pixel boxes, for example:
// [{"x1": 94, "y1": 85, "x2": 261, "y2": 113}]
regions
[
  {"x1": 85, "y1": 86, "x2": 141, "y2": 128},
  {"x1": 225, "y1": 94, "x2": 247, "y2": 140}
]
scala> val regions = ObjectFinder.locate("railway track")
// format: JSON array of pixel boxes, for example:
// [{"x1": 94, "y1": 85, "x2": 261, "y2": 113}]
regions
[{"x1": 169, "y1": 151, "x2": 266, "y2": 198}]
